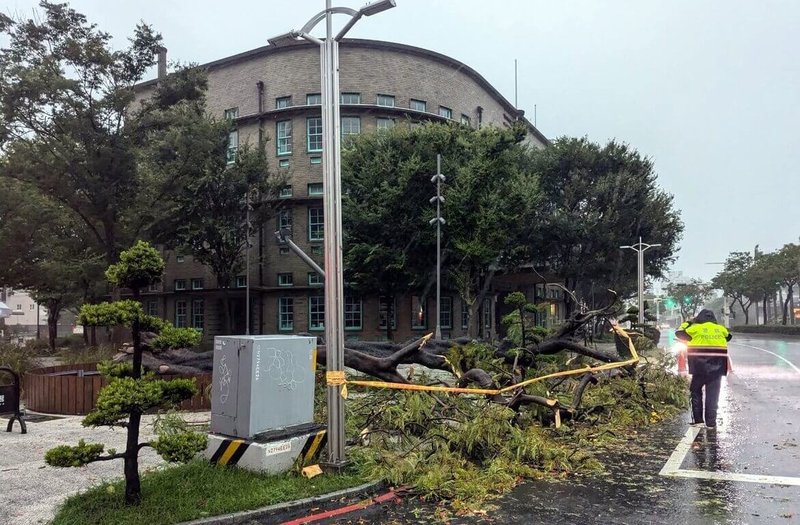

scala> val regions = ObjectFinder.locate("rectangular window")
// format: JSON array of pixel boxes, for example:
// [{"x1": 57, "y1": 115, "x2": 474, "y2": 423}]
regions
[
  {"x1": 410, "y1": 99, "x2": 427, "y2": 112},
  {"x1": 175, "y1": 300, "x2": 187, "y2": 328},
  {"x1": 29, "y1": 304, "x2": 34, "y2": 310},
  {"x1": 341, "y1": 116, "x2": 361, "y2": 138},
  {"x1": 227, "y1": 130, "x2": 238, "y2": 164},
  {"x1": 278, "y1": 273, "x2": 293, "y2": 287},
  {"x1": 308, "y1": 183, "x2": 323, "y2": 196},
  {"x1": 176, "y1": 255, "x2": 185, "y2": 263},
  {"x1": 236, "y1": 275, "x2": 247, "y2": 288},
  {"x1": 440, "y1": 297, "x2": 453, "y2": 329},
  {"x1": 341, "y1": 92, "x2": 361, "y2": 104},
  {"x1": 223, "y1": 107, "x2": 239, "y2": 120},
  {"x1": 174, "y1": 279, "x2": 186, "y2": 291},
  {"x1": 276, "y1": 120, "x2": 292, "y2": 155},
  {"x1": 379, "y1": 297, "x2": 397, "y2": 329},
  {"x1": 461, "y1": 114, "x2": 471, "y2": 126},
  {"x1": 310, "y1": 156, "x2": 322, "y2": 165},
  {"x1": 280, "y1": 246, "x2": 290, "y2": 255},
  {"x1": 344, "y1": 296, "x2": 362, "y2": 330},
  {"x1": 309, "y1": 296, "x2": 325, "y2": 331},
  {"x1": 279, "y1": 297, "x2": 294, "y2": 331},
  {"x1": 148, "y1": 281, "x2": 160, "y2": 292},
  {"x1": 376, "y1": 94, "x2": 395, "y2": 107},
  {"x1": 483, "y1": 300, "x2": 492, "y2": 329},
  {"x1": 439, "y1": 106, "x2": 452, "y2": 119},
  {"x1": 278, "y1": 209, "x2": 292, "y2": 230},
  {"x1": 307, "y1": 117, "x2": 323, "y2": 152},
  {"x1": 192, "y1": 299, "x2": 204, "y2": 330},
  {"x1": 279, "y1": 159, "x2": 290, "y2": 168},
  {"x1": 306, "y1": 93, "x2": 321, "y2": 105},
  {"x1": 191, "y1": 278, "x2": 203, "y2": 290},
  {"x1": 308, "y1": 207, "x2": 324, "y2": 241},
  {"x1": 461, "y1": 300, "x2": 470, "y2": 330},
  {"x1": 276, "y1": 96, "x2": 292, "y2": 109},
  {"x1": 376, "y1": 118, "x2": 394, "y2": 131},
  {"x1": 311, "y1": 245, "x2": 323, "y2": 256},
  {"x1": 279, "y1": 185, "x2": 293, "y2": 197},
  {"x1": 146, "y1": 301, "x2": 158, "y2": 317},
  {"x1": 308, "y1": 272, "x2": 323, "y2": 286},
  {"x1": 412, "y1": 296, "x2": 426, "y2": 329}
]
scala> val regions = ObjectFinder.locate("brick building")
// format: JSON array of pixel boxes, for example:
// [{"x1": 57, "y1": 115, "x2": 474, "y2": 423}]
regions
[{"x1": 134, "y1": 38, "x2": 558, "y2": 342}]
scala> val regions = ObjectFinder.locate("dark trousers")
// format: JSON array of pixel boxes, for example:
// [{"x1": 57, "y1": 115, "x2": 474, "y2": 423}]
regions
[{"x1": 690, "y1": 373, "x2": 722, "y2": 426}]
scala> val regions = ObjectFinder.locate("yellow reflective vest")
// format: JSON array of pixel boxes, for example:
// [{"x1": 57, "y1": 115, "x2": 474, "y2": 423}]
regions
[{"x1": 685, "y1": 322, "x2": 729, "y2": 354}]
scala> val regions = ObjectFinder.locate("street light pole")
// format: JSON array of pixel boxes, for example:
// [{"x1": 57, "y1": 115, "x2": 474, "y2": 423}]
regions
[
  {"x1": 430, "y1": 154, "x2": 445, "y2": 340},
  {"x1": 268, "y1": 0, "x2": 396, "y2": 469},
  {"x1": 620, "y1": 237, "x2": 661, "y2": 325}
]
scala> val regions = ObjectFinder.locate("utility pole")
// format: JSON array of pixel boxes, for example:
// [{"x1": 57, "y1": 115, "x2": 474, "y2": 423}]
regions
[
  {"x1": 429, "y1": 154, "x2": 446, "y2": 340},
  {"x1": 620, "y1": 238, "x2": 661, "y2": 325}
]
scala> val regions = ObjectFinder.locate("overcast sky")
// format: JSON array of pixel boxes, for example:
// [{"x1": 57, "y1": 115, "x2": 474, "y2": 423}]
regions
[{"x1": 6, "y1": 0, "x2": 799, "y2": 282}]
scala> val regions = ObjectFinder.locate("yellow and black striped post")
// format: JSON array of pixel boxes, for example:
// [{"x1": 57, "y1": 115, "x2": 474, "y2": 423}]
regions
[
  {"x1": 299, "y1": 430, "x2": 327, "y2": 466},
  {"x1": 209, "y1": 439, "x2": 250, "y2": 466}
]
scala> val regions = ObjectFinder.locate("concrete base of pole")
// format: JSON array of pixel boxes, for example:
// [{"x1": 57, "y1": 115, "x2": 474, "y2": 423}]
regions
[
  {"x1": 205, "y1": 423, "x2": 326, "y2": 474},
  {"x1": 320, "y1": 459, "x2": 352, "y2": 473}
]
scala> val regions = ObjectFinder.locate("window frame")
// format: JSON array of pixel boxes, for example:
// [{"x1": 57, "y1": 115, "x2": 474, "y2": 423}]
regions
[
  {"x1": 175, "y1": 300, "x2": 187, "y2": 328},
  {"x1": 278, "y1": 297, "x2": 294, "y2": 331},
  {"x1": 306, "y1": 93, "x2": 322, "y2": 105},
  {"x1": 174, "y1": 279, "x2": 186, "y2": 291},
  {"x1": 279, "y1": 185, "x2": 293, "y2": 198},
  {"x1": 307, "y1": 183, "x2": 324, "y2": 196},
  {"x1": 235, "y1": 275, "x2": 247, "y2": 288},
  {"x1": 146, "y1": 301, "x2": 158, "y2": 317},
  {"x1": 308, "y1": 295, "x2": 325, "y2": 331},
  {"x1": 308, "y1": 272, "x2": 323, "y2": 286},
  {"x1": 277, "y1": 272, "x2": 294, "y2": 287},
  {"x1": 223, "y1": 107, "x2": 239, "y2": 120},
  {"x1": 379, "y1": 296, "x2": 397, "y2": 330},
  {"x1": 190, "y1": 278, "x2": 204, "y2": 290},
  {"x1": 341, "y1": 92, "x2": 361, "y2": 104},
  {"x1": 376, "y1": 94, "x2": 395, "y2": 107},
  {"x1": 278, "y1": 209, "x2": 292, "y2": 230},
  {"x1": 276, "y1": 96, "x2": 292, "y2": 109},
  {"x1": 438, "y1": 106, "x2": 452, "y2": 119},
  {"x1": 276, "y1": 120, "x2": 292, "y2": 156},
  {"x1": 440, "y1": 296, "x2": 453, "y2": 329},
  {"x1": 411, "y1": 295, "x2": 427, "y2": 329},
  {"x1": 192, "y1": 299, "x2": 204, "y2": 330},
  {"x1": 409, "y1": 99, "x2": 427, "y2": 112},
  {"x1": 341, "y1": 116, "x2": 361, "y2": 138},
  {"x1": 306, "y1": 117, "x2": 323, "y2": 152},
  {"x1": 308, "y1": 207, "x2": 324, "y2": 241},
  {"x1": 226, "y1": 129, "x2": 238, "y2": 164},
  {"x1": 376, "y1": 117, "x2": 394, "y2": 131},
  {"x1": 461, "y1": 300, "x2": 470, "y2": 330},
  {"x1": 344, "y1": 296, "x2": 363, "y2": 330}
]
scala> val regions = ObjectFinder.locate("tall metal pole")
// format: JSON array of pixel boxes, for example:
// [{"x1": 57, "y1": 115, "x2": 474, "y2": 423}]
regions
[
  {"x1": 430, "y1": 154, "x2": 445, "y2": 340},
  {"x1": 620, "y1": 237, "x2": 661, "y2": 325},
  {"x1": 245, "y1": 190, "x2": 250, "y2": 335},
  {"x1": 321, "y1": 0, "x2": 347, "y2": 467}
]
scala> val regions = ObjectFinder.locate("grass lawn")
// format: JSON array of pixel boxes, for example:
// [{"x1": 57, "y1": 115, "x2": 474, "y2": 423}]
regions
[{"x1": 52, "y1": 460, "x2": 370, "y2": 525}]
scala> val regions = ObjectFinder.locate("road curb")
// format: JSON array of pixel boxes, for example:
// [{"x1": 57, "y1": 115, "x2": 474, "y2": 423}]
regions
[{"x1": 179, "y1": 480, "x2": 385, "y2": 525}]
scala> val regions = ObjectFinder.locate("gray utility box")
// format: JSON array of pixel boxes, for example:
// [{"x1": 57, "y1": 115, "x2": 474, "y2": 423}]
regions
[{"x1": 211, "y1": 335, "x2": 317, "y2": 440}]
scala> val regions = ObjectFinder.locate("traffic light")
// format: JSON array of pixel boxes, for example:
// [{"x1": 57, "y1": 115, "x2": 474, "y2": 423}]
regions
[
  {"x1": 683, "y1": 296, "x2": 691, "y2": 306},
  {"x1": 664, "y1": 297, "x2": 676, "y2": 309}
]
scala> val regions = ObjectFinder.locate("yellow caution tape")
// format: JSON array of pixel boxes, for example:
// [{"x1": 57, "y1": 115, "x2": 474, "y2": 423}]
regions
[{"x1": 326, "y1": 325, "x2": 640, "y2": 400}]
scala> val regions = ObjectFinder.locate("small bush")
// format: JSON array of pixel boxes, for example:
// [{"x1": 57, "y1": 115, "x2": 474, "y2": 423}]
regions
[
  {"x1": 55, "y1": 334, "x2": 87, "y2": 349},
  {"x1": 0, "y1": 343, "x2": 36, "y2": 378},
  {"x1": 731, "y1": 325, "x2": 800, "y2": 335},
  {"x1": 58, "y1": 345, "x2": 117, "y2": 365},
  {"x1": 151, "y1": 325, "x2": 202, "y2": 350}
]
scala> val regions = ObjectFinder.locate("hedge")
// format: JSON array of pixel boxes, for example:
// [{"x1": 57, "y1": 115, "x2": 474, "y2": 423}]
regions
[{"x1": 731, "y1": 325, "x2": 800, "y2": 335}]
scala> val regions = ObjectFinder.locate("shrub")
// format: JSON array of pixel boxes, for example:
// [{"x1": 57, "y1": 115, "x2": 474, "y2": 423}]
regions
[
  {"x1": 151, "y1": 325, "x2": 202, "y2": 350},
  {"x1": 55, "y1": 334, "x2": 87, "y2": 350},
  {"x1": 0, "y1": 343, "x2": 36, "y2": 379}
]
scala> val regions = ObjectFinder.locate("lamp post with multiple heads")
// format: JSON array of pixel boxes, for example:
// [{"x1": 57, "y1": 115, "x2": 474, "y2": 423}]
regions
[
  {"x1": 620, "y1": 237, "x2": 661, "y2": 325},
  {"x1": 430, "y1": 154, "x2": 446, "y2": 340},
  {"x1": 268, "y1": 0, "x2": 397, "y2": 469}
]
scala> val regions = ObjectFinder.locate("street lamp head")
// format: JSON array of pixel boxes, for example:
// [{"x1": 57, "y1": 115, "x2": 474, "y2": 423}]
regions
[
  {"x1": 268, "y1": 31, "x2": 299, "y2": 46},
  {"x1": 360, "y1": 0, "x2": 396, "y2": 16},
  {"x1": 620, "y1": 245, "x2": 632, "y2": 250}
]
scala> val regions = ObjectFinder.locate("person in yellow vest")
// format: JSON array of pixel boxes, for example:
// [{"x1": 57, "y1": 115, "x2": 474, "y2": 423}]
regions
[{"x1": 675, "y1": 309, "x2": 731, "y2": 428}]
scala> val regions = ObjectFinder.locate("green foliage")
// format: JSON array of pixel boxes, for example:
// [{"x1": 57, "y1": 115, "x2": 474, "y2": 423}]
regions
[
  {"x1": 732, "y1": 324, "x2": 800, "y2": 335},
  {"x1": 79, "y1": 300, "x2": 143, "y2": 328},
  {"x1": 105, "y1": 241, "x2": 165, "y2": 291},
  {"x1": 96, "y1": 361, "x2": 135, "y2": 379},
  {"x1": 528, "y1": 137, "x2": 683, "y2": 300},
  {"x1": 446, "y1": 341, "x2": 503, "y2": 377},
  {"x1": 139, "y1": 315, "x2": 168, "y2": 333},
  {"x1": 665, "y1": 280, "x2": 713, "y2": 320},
  {"x1": 45, "y1": 439, "x2": 105, "y2": 467},
  {"x1": 54, "y1": 334, "x2": 87, "y2": 350},
  {"x1": 151, "y1": 325, "x2": 202, "y2": 350},
  {"x1": 82, "y1": 377, "x2": 197, "y2": 428},
  {"x1": 51, "y1": 460, "x2": 368, "y2": 525},
  {"x1": 0, "y1": 343, "x2": 36, "y2": 378},
  {"x1": 150, "y1": 412, "x2": 208, "y2": 463}
]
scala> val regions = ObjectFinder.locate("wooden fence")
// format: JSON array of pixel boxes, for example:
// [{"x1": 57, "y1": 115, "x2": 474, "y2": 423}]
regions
[{"x1": 24, "y1": 363, "x2": 211, "y2": 415}]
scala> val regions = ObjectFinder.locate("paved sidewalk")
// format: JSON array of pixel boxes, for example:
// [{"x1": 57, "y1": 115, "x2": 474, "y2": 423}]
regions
[{"x1": 0, "y1": 410, "x2": 210, "y2": 525}]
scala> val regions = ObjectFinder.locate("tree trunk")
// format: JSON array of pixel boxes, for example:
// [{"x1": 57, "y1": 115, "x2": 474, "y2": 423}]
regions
[
  {"x1": 782, "y1": 285, "x2": 792, "y2": 325},
  {"x1": 46, "y1": 300, "x2": 62, "y2": 352},
  {"x1": 762, "y1": 296, "x2": 768, "y2": 324},
  {"x1": 125, "y1": 290, "x2": 143, "y2": 505}
]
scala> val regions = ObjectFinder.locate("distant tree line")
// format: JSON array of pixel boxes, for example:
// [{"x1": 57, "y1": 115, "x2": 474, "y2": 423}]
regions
[{"x1": 712, "y1": 243, "x2": 800, "y2": 325}]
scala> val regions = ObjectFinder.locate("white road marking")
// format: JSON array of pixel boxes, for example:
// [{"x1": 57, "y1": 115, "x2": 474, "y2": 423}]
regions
[
  {"x1": 659, "y1": 427, "x2": 701, "y2": 476},
  {"x1": 730, "y1": 342, "x2": 800, "y2": 374},
  {"x1": 659, "y1": 427, "x2": 800, "y2": 486}
]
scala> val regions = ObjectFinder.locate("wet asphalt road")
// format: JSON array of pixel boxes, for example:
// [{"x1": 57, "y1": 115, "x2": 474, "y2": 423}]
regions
[{"x1": 312, "y1": 334, "x2": 800, "y2": 525}]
